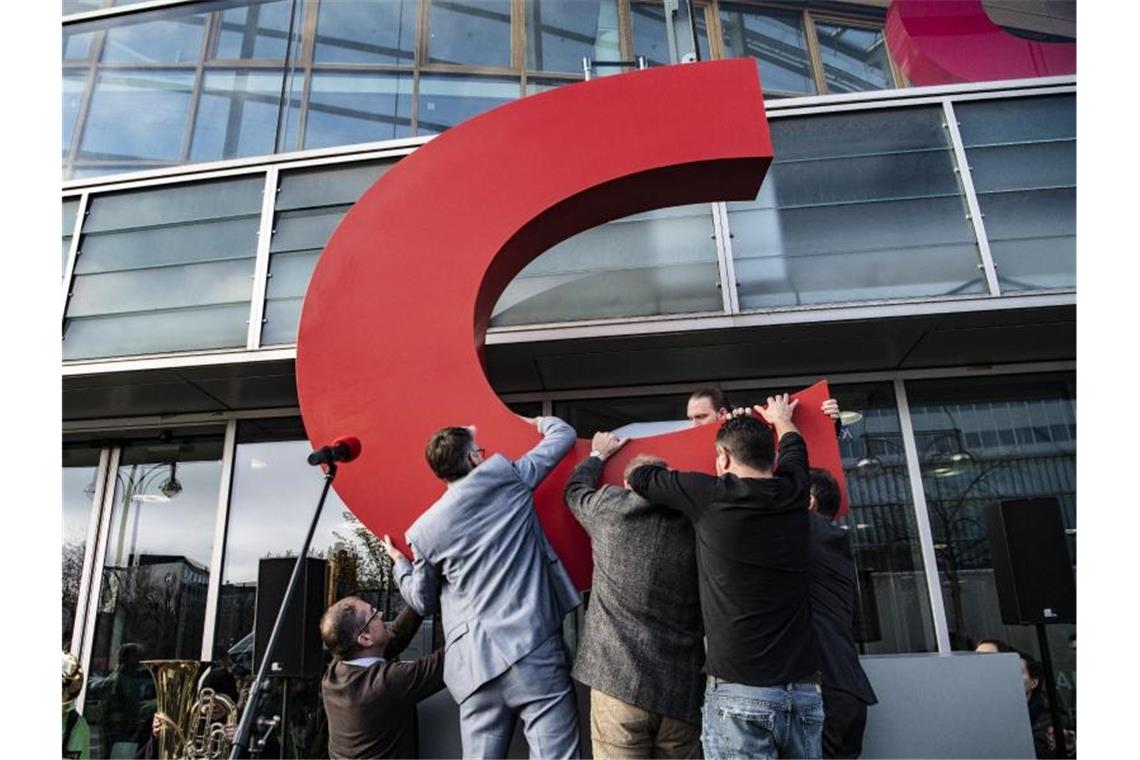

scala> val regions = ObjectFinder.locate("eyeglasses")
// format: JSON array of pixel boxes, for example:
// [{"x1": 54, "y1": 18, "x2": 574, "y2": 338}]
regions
[
  {"x1": 355, "y1": 607, "x2": 381, "y2": 639},
  {"x1": 472, "y1": 447, "x2": 486, "y2": 459}
]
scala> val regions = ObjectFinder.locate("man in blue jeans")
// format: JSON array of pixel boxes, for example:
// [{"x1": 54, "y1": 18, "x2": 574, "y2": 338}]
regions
[{"x1": 628, "y1": 394, "x2": 823, "y2": 758}]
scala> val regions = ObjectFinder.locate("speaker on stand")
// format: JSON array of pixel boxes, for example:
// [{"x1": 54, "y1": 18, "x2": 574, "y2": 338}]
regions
[{"x1": 985, "y1": 497, "x2": 1075, "y2": 758}]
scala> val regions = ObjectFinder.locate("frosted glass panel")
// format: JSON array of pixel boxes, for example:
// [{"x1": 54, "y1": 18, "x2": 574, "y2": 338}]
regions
[
  {"x1": 730, "y1": 107, "x2": 984, "y2": 309},
  {"x1": 491, "y1": 204, "x2": 722, "y2": 326},
  {"x1": 64, "y1": 176, "x2": 262, "y2": 359},
  {"x1": 957, "y1": 96, "x2": 1075, "y2": 292}
]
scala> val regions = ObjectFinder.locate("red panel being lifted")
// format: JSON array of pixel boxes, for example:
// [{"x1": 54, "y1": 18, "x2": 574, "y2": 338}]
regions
[{"x1": 296, "y1": 60, "x2": 848, "y2": 589}]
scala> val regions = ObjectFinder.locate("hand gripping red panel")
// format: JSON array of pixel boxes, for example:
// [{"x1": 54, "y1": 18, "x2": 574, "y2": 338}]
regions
[
  {"x1": 296, "y1": 60, "x2": 847, "y2": 589},
  {"x1": 885, "y1": 0, "x2": 1075, "y2": 86}
]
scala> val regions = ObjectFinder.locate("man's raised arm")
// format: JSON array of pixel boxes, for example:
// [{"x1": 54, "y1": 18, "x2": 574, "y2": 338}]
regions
[
  {"x1": 383, "y1": 535, "x2": 442, "y2": 616},
  {"x1": 563, "y1": 432, "x2": 628, "y2": 527},
  {"x1": 513, "y1": 416, "x2": 576, "y2": 489}
]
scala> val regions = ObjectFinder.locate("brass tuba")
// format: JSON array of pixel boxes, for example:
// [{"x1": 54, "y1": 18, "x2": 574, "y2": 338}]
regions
[
  {"x1": 143, "y1": 660, "x2": 240, "y2": 759},
  {"x1": 143, "y1": 660, "x2": 201, "y2": 759},
  {"x1": 185, "y1": 686, "x2": 238, "y2": 759}
]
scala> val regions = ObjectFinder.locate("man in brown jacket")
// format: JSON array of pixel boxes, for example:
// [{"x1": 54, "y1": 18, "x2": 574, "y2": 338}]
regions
[{"x1": 319, "y1": 597, "x2": 444, "y2": 759}]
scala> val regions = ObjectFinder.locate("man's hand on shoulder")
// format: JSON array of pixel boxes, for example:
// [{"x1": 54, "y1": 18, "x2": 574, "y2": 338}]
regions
[{"x1": 590, "y1": 431, "x2": 627, "y2": 462}]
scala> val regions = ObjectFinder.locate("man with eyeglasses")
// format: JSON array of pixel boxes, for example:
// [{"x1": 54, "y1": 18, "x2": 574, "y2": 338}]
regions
[
  {"x1": 319, "y1": 597, "x2": 444, "y2": 759},
  {"x1": 382, "y1": 417, "x2": 582, "y2": 759}
]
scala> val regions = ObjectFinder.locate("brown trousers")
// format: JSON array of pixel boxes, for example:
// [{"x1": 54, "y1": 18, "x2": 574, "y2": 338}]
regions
[{"x1": 590, "y1": 690, "x2": 702, "y2": 759}]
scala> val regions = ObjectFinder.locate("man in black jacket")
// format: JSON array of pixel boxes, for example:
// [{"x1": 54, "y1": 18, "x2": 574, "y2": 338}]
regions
[
  {"x1": 807, "y1": 468, "x2": 878, "y2": 758},
  {"x1": 319, "y1": 598, "x2": 444, "y2": 759},
  {"x1": 628, "y1": 396, "x2": 822, "y2": 759}
]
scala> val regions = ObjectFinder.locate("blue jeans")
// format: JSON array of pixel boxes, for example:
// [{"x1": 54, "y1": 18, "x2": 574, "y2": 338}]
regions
[{"x1": 702, "y1": 676, "x2": 825, "y2": 759}]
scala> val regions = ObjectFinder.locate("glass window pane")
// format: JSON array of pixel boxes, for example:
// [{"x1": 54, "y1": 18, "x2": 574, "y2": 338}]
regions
[
  {"x1": 63, "y1": 304, "x2": 252, "y2": 360},
  {"x1": 729, "y1": 108, "x2": 985, "y2": 309},
  {"x1": 63, "y1": 198, "x2": 80, "y2": 275},
  {"x1": 304, "y1": 72, "x2": 413, "y2": 149},
  {"x1": 630, "y1": 0, "x2": 670, "y2": 67},
  {"x1": 525, "y1": 76, "x2": 580, "y2": 95},
  {"x1": 83, "y1": 434, "x2": 224, "y2": 757},
  {"x1": 276, "y1": 161, "x2": 393, "y2": 210},
  {"x1": 78, "y1": 71, "x2": 195, "y2": 162},
  {"x1": 416, "y1": 74, "x2": 519, "y2": 135},
  {"x1": 719, "y1": 2, "x2": 815, "y2": 96},
  {"x1": 214, "y1": 424, "x2": 414, "y2": 754},
  {"x1": 314, "y1": 0, "x2": 417, "y2": 65},
  {"x1": 190, "y1": 70, "x2": 285, "y2": 162},
  {"x1": 427, "y1": 0, "x2": 512, "y2": 67},
  {"x1": 816, "y1": 381, "x2": 939, "y2": 654},
  {"x1": 64, "y1": 0, "x2": 106, "y2": 13},
  {"x1": 815, "y1": 22, "x2": 894, "y2": 94},
  {"x1": 63, "y1": 70, "x2": 87, "y2": 159},
  {"x1": 905, "y1": 373, "x2": 1076, "y2": 714},
  {"x1": 261, "y1": 161, "x2": 392, "y2": 345},
  {"x1": 213, "y1": 0, "x2": 295, "y2": 60},
  {"x1": 491, "y1": 204, "x2": 722, "y2": 326},
  {"x1": 63, "y1": 198, "x2": 80, "y2": 239},
  {"x1": 64, "y1": 29, "x2": 96, "y2": 60},
  {"x1": 83, "y1": 175, "x2": 264, "y2": 232},
  {"x1": 67, "y1": 258, "x2": 257, "y2": 317},
  {"x1": 65, "y1": 177, "x2": 261, "y2": 360},
  {"x1": 63, "y1": 444, "x2": 102, "y2": 648},
  {"x1": 525, "y1": 0, "x2": 620, "y2": 74},
  {"x1": 957, "y1": 96, "x2": 1075, "y2": 292},
  {"x1": 100, "y1": 10, "x2": 206, "y2": 63}
]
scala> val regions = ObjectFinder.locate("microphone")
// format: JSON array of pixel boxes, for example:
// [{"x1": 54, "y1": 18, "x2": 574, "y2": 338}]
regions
[{"x1": 307, "y1": 436, "x2": 362, "y2": 466}]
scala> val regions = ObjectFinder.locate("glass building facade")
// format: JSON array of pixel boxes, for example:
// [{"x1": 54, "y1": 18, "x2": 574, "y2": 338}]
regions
[{"x1": 62, "y1": 1, "x2": 1076, "y2": 757}]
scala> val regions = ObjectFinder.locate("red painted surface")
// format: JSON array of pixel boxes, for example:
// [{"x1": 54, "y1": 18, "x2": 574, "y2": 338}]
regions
[
  {"x1": 885, "y1": 0, "x2": 1075, "y2": 85},
  {"x1": 296, "y1": 60, "x2": 848, "y2": 590}
]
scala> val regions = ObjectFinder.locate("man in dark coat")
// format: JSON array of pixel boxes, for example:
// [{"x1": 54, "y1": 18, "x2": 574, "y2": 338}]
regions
[
  {"x1": 563, "y1": 432, "x2": 704, "y2": 758},
  {"x1": 807, "y1": 468, "x2": 878, "y2": 758},
  {"x1": 319, "y1": 598, "x2": 444, "y2": 759}
]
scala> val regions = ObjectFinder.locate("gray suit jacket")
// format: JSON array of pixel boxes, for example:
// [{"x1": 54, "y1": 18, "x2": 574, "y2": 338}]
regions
[
  {"x1": 563, "y1": 455, "x2": 705, "y2": 724},
  {"x1": 394, "y1": 416, "x2": 582, "y2": 704}
]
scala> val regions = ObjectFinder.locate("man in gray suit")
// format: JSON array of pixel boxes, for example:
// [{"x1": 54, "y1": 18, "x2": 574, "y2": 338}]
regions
[
  {"x1": 563, "y1": 432, "x2": 704, "y2": 758},
  {"x1": 381, "y1": 416, "x2": 582, "y2": 759}
]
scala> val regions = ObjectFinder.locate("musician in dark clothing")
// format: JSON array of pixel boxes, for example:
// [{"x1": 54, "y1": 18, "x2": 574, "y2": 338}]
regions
[
  {"x1": 807, "y1": 468, "x2": 878, "y2": 758},
  {"x1": 319, "y1": 598, "x2": 444, "y2": 759}
]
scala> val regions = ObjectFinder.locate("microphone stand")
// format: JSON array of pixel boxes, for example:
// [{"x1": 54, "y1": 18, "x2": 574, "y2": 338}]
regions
[{"x1": 229, "y1": 461, "x2": 338, "y2": 759}]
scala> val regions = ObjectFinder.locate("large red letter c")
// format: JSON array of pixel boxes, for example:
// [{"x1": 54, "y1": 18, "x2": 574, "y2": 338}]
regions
[{"x1": 296, "y1": 60, "x2": 844, "y2": 588}]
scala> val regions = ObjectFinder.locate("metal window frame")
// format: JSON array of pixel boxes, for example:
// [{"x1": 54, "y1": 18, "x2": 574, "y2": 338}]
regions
[
  {"x1": 943, "y1": 99, "x2": 1002, "y2": 295},
  {"x1": 711, "y1": 201, "x2": 741, "y2": 313},
  {"x1": 894, "y1": 377, "x2": 953, "y2": 653},
  {"x1": 247, "y1": 167, "x2": 279, "y2": 348},
  {"x1": 61, "y1": 192, "x2": 90, "y2": 322},
  {"x1": 69, "y1": 447, "x2": 113, "y2": 658},
  {"x1": 200, "y1": 419, "x2": 238, "y2": 660},
  {"x1": 77, "y1": 445, "x2": 121, "y2": 713}
]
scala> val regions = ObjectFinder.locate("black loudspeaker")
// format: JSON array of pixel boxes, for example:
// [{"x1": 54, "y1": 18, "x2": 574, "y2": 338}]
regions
[
  {"x1": 985, "y1": 498, "x2": 1075, "y2": 625},
  {"x1": 254, "y1": 557, "x2": 327, "y2": 678}
]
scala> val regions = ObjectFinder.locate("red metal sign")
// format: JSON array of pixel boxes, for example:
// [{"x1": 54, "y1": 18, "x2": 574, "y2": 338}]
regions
[
  {"x1": 885, "y1": 0, "x2": 1075, "y2": 86},
  {"x1": 296, "y1": 60, "x2": 848, "y2": 589}
]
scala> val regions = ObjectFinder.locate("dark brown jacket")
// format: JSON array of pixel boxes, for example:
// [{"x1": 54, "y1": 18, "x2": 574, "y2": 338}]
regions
[{"x1": 321, "y1": 607, "x2": 445, "y2": 759}]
